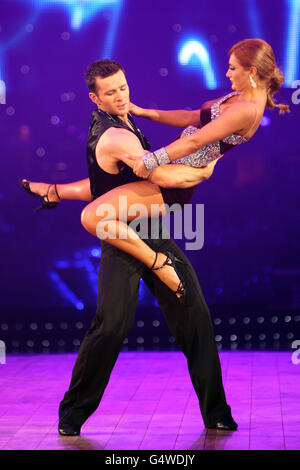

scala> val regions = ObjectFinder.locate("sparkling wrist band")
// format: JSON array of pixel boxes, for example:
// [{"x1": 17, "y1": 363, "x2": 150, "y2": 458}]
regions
[{"x1": 143, "y1": 147, "x2": 170, "y2": 172}]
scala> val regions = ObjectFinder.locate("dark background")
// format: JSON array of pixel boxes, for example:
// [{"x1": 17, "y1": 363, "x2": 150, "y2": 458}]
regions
[{"x1": 0, "y1": 0, "x2": 299, "y2": 351}]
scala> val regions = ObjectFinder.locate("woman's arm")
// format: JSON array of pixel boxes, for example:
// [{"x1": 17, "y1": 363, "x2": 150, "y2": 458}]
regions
[
  {"x1": 129, "y1": 102, "x2": 256, "y2": 178},
  {"x1": 162, "y1": 102, "x2": 256, "y2": 162},
  {"x1": 130, "y1": 102, "x2": 202, "y2": 128}
]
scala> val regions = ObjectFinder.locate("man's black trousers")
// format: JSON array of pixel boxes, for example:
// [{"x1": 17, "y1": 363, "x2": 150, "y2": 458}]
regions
[{"x1": 58, "y1": 229, "x2": 232, "y2": 429}]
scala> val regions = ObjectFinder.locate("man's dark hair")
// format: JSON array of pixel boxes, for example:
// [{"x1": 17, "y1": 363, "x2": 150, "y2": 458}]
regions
[{"x1": 85, "y1": 59, "x2": 125, "y2": 94}]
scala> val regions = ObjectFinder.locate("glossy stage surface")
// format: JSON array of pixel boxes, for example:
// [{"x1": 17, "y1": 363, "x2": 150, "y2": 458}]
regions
[{"x1": 0, "y1": 351, "x2": 299, "y2": 450}]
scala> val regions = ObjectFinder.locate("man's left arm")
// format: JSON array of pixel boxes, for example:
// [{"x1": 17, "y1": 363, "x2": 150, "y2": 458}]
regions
[
  {"x1": 148, "y1": 158, "x2": 220, "y2": 188},
  {"x1": 99, "y1": 127, "x2": 218, "y2": 189}
]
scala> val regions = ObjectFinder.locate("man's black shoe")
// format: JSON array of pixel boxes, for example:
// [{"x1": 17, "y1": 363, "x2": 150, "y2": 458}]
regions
[
  {"x1": 207, "y1": 417, "x2": 238, "y2": 431},
  {"x1": 58, "y1": 423, "x2": 81, "y2": 436}
]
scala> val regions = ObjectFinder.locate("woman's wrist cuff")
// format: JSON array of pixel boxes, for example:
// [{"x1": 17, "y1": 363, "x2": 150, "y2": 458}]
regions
[{"x1": 143, "y1": 147, "x2": 170, "y2": 172}]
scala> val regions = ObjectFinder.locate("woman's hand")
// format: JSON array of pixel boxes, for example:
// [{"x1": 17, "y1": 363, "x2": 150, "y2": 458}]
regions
[
  {"x1": 123, "y1": 154, "x2": 151, "y2": 179},
  {"x1": 129, "y1": 102, "x2": 145, "y2": 117}
]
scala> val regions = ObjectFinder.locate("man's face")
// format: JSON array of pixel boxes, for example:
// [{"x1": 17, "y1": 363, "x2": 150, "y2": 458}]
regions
[{"x1": 92, "y1": 69, "x2": 130, "y2": 117}]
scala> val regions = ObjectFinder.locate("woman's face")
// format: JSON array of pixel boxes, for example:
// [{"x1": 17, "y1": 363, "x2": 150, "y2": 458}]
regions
[{"x1": 226, "y1": 53, "x2": 252, "y2": 91}]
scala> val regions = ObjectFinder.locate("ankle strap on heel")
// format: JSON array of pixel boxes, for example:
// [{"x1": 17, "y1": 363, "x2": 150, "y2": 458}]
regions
[
  {"x1": 54, "y1": 184, "x2": 61, "y2": 201},
  {"x1": 150, "y1": 252, "x2": 158, "y2": 270},
  {"x1": 151, "y1": 252, "x2": 172, "y2": 271}
]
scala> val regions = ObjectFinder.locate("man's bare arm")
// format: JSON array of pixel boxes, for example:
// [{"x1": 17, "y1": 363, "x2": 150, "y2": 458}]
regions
[
  {"x1": 96, "y1": 127, "x2": 217, "y2": 188},
  {"x1": 148, "y1": 158, "x2": 220, "y2": 189},
  {"x1": 96, "y1": 127, "x2": 146, "y2": 172}
]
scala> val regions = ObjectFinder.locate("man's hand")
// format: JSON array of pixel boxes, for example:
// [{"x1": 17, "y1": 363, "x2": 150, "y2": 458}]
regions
[
  {"x1": 123, "y1": 154, "x2": 151, "y2": 179},
  {"x1": 205, "y1": 157, "x2": 221, "y2": 174}
]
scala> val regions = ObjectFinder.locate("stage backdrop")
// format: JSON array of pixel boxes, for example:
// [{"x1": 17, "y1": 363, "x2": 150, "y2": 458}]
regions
[{"x1": 0, "y1": 0, "x2": 299, "y2": 352}]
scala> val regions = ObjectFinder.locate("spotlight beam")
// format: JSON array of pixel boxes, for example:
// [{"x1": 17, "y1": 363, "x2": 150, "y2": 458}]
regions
[{"x1": 178, "y1": 40, "x2": 217, "y2": 89}]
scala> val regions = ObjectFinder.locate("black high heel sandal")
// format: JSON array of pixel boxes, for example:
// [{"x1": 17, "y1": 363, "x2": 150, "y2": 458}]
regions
[
  {"x1": 151, "y1": 251, "x2": 185, "y2": 303},
  {"x1": 19, "y1": 179, "x2": 61, "y2": 212}
]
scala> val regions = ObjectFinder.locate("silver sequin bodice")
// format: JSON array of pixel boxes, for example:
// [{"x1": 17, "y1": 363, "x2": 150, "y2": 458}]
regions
[{"x1": 173, "y1": 91, "x2": 247, "y2": 168}]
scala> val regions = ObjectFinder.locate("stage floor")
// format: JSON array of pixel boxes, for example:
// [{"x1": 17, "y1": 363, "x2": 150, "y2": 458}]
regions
[{"x1": 0, "y1": 351, "x2": 299, "y2": 450}]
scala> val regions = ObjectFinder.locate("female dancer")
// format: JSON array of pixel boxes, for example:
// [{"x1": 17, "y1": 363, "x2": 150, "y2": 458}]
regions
[{"x1": 21, "y1": 38, "x2": 289, "y2": 302}]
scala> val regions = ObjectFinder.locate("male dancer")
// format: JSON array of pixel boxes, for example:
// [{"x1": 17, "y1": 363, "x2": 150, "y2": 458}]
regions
[{"x1": 57, "y1": 59, "x2": 237, "y2": 435}]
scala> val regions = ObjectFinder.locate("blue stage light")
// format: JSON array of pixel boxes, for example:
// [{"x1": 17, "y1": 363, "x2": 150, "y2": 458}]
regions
[
  {"x1": 48, "y1": 247, "x2": 155, "y2": 308},
  {"x1": 247, "y1": 0, "x2": 263, "y2": 38},
  {"x1": 48, "y1": 269, "x2": 85, "y2": 310},
  {"x1": 33, "y1": 0, "x2": 122, "y2": 30},
  {"x1": 0, "y1": 0, "x2": 123, "y2": 82},
  {"x1": 90, "y1": 247, "x2": 101, "y2": 257},
  {"x1": 260, "y1": 115, "x2": 271, "y2": 127},
  {"x1": 284, "y1": 0, "x2": 300, "y2": 85},
  {"x1": 0, "y1": 79, "x2": 5, "y2": 104},
  {"x1": 138, "y1": 280, "x2": 147, "y2": 303},
  {"x1": 35, "y1": 0, "x2": 124, "y2": 57},
  {"x1": 178, "y1": 40, "x2": 217, "y2": 89},
  {"x1": 55, "y1": 260, "x2": 71, "y2": 268}
]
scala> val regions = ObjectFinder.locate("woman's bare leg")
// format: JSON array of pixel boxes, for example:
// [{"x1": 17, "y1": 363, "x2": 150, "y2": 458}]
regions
[
  {"x1": 81, "y1": 180, "x2": 184, "y2": 297},
  {"x1": 20, "y1": 178, "x2": 92, "y2": 202}
]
